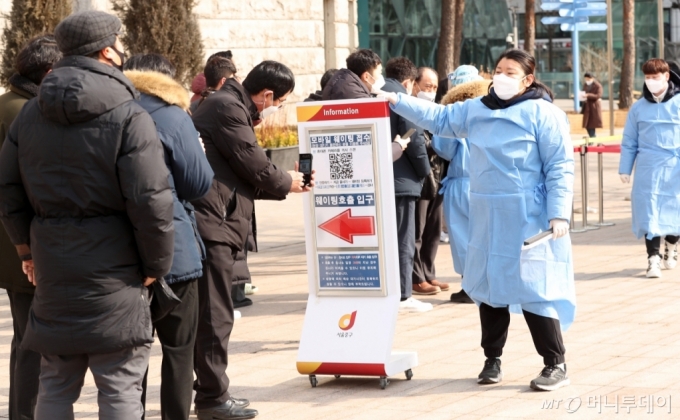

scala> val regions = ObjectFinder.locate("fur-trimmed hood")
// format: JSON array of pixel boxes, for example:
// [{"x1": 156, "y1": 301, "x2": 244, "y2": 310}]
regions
[
  {"x1": 124, "y1": 70, "x2": 190, "y2": 110},
  {"x1": 441, "y1": 79, "x2": 492, "y2": 105}
]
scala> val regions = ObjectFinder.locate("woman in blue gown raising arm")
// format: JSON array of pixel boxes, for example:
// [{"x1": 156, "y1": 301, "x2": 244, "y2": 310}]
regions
[{"x1": 381, "y1": 49, "x2": 576, "y2": 392}]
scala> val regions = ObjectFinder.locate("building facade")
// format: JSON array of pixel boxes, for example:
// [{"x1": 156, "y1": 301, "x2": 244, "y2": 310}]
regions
[{"x1": 360, "y1": 0, "x2": 667, "y2": 99}]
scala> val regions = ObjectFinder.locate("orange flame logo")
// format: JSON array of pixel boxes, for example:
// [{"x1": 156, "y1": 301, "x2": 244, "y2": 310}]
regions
[{"x1": 338, "y1": 311, "x2": 357, "y2": 331}]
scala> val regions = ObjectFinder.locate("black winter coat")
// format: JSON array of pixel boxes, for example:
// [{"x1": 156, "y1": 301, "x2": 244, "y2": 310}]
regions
[
  {"x1": 191, "y1": 79, "x2": 292, "y2": 251},
  {"x1": 0, "y1": 75, "x2": 36, "y2": 294},
  {"x1": 322, "y1": 68, "x2": 372, "y2": 100},
  {"x1": 382, "y1": 78, "x2": 431, "y2": 197},
  {"x1": 0, "y1": 56, "x2": 175, "y2": 355}
]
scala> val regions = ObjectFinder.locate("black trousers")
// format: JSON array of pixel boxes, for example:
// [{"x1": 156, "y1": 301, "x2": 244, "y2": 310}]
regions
[
  {"x1": 412, "y1": 194, "x2": 443, "y2": 284},
  {"x1": 395, "y1": 196, "x2": 417, "y2": 299},
  {"x1": 479, "y1": 303, "x2": 566, "y2": 365},
  {"x1": 142, "y1": 279, "x2": 198, "y2": 420},
  {"x1": 586, "y1": 128, "x2": 596, "y2": 138},
  {"x1": 7, "y1": 290, "x2": 41, "y2": 420},
  {"x1": 645, "y1": 235, "x2": 679, "y2": 258},
  {"x1": 194, "y1": 240, "x2": 236, "y2": 410}
]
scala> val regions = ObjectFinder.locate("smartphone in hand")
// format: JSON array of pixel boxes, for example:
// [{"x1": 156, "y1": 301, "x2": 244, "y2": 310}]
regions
[{"x1": 299, "y1": 153, "x2": 313, "y2": 187}]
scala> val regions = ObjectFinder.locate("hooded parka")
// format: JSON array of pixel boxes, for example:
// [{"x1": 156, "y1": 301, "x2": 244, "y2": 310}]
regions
[
  {"x1": 0, "y1": 56, "x2": 175, "y2": 355},
  {"x1": 126, "y1": 70, "x2": 214, "y2": 284}
]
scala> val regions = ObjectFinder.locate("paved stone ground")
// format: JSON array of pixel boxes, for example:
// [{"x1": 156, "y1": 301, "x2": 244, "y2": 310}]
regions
[{"x1": 1, "y1": 153, "x2": 677, "y2": 419}]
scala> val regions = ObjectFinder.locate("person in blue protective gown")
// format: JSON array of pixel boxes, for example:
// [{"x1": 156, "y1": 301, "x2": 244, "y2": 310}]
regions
[
  {"x1": 619, "y1": 58, "x2": 680, "y2": 279},
  {"x1": 433, "y1": 76, "x2": 490, "y2": 304},
  {"x1": 380, "y1": 49, "x2": 575, "y2": 392}
]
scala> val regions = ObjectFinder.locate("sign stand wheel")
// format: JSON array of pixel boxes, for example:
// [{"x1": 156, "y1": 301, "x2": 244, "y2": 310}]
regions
[
  {"x1": 379, "y1": 376, "x2": 390, "y2": 390},
  {"x1": 309, "y1": 375, "x2": 318, "y2": 388},
  {"x1": 405, "y1": 369, "x2": 413, "y2": 380}
]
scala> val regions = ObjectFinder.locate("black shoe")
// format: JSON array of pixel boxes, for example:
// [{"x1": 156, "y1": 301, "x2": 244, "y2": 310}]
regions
[
  {"x1": 196, "y1": 400, "x2": 258, "y2": 420},
  {"x1": 477, "y1": 358, "x2": 502, "y2": 384},
  {"x1": 450, "y1": 289, "x2": 474, "y2": 304},
  {"x1": 530, "y1": 364, "x2": 570, "y2": 391},
  {"x1": 231, "y1": 397, "x2": 250, "y2": 408},
  {"x1": 233, "y1": 298, "x2": 253, "y2": 309}
]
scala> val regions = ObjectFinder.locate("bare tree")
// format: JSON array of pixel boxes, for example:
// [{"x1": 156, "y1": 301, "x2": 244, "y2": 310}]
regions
[
  {"x1": 437, "y1": 0, "x2": 456, "y2": 77},
  {"x1": 453, "y1": 0, "x2": 465, "y2": 68},
  {"x1": 524, "y1": 0, "x2": 535, "y2": 56},
  {"x1": 619, "y1": 0, "x2": 635, "y2": 109}
]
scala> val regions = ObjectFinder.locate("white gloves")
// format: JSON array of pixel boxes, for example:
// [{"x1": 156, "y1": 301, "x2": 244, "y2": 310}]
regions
[
  {"x1": 550, "y1": 219, "x2": 569, "y2": 240},
  {"x1": 620, "y1": 174, "x2": 630, "y2": 183},
  {"x1": 394, "y1": 135, "x2": 410, "y2": 150},
  {"x1": 375, "y1": 90, "x2": 398, "y2": 104}
]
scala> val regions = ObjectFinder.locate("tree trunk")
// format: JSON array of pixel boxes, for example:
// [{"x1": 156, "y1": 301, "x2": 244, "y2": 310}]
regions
[
  {"x1": 453, "y1": 0, "x2": 465, "y2": 68},
  {"x1": 524, "y1": 0, "x2": 535, "y2": 56},
  {"x1": 437, "y1": 0, "x2": 456, "y2": 78},
  {"x1": 619, "y1": 0, "x2": 635, "y2": 110}
]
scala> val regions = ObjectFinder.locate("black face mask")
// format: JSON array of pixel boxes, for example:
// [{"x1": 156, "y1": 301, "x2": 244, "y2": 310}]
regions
[{"x1": 108, "y1": 46, "x2": 126, "y2": 71}]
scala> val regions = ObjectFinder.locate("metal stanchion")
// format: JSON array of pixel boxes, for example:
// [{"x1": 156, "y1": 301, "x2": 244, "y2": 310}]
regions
[
  {"x1": 594, "y1": 144, "x2": 615, "y2": 227},
  {"x1": 575, "y1": 143, "x2": 599, "y2": 232},
  {"x1": 571, "y1": 145, "x2": 590, "y2": 233}
]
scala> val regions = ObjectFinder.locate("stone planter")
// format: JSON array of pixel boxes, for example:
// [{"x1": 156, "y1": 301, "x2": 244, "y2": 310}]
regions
[{"x1": 265, "y1": 145, "x2": 299, "y2": 171}]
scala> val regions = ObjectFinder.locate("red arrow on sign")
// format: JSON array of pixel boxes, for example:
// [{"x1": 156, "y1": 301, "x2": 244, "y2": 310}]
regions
[{"x1": 319, "y1": 209, "x2": 375, "y2": 244}]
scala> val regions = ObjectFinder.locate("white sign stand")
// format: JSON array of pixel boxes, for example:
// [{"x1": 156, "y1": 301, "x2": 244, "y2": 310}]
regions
[{"x1": 295, "y1": 98, "x2": 418, "y2": 389}]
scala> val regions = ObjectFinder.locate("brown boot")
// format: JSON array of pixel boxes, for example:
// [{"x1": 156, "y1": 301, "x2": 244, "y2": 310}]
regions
[
  {"x1": 427, "y1": 279, "x2": 449, "y2": 291},
  {"x1": 412, "y1": 282, "x2": 441, "y2": 295}
]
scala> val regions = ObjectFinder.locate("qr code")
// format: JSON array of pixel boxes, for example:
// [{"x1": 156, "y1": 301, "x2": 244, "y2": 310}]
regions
[{"x1": 329, "y1": 153, "x2": 353, "y2": 179}]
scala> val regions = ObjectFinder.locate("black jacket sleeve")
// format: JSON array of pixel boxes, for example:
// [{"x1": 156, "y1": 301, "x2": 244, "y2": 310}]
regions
[
  {"x1": 169, "y1": 114, "x2": 214, "y2": 202},
  {"x1": 117, "y1": 111, "x2": 175, "y2": 279},
  {"x1": 0, "y1": 120, "x2": 34, "y2": 246},
  {"x1": 399, "y1": 116, "x2": 431, "y2": 178},
  {"x1": 213, "y1": 102, "x2": 292, "y2": 198}
]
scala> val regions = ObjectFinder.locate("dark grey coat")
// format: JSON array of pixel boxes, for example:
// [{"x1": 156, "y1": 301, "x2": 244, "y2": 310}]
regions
[
  {"x1": 0, "y1": 56, "x2": 175, "y2": 355},
  {"x1": 191, "y1": 79, "x2": 292, "y2": 252}
]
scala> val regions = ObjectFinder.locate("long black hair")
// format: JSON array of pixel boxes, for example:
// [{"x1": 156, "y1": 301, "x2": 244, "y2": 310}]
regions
[{"x1": 491, "y1": 49, "x2": 554, "y2": 101}]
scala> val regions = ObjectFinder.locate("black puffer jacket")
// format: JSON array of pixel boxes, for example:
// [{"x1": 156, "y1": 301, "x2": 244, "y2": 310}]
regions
[
  {"x1": 321, "y1": 68, "x2": 372, "y2": 100},
  {"x1": 382, "y1": 78, "x2": 431, "y2": 197},
  {"x1": 191, "y1": 78, "x2": 292, "y2": 251},
  {"x1": 0, "y1": 56, "x2": 174, "y2": 355}
]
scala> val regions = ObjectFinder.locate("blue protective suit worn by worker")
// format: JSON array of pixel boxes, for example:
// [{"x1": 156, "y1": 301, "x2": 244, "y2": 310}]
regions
[
  {"x1": 434, "y1": 135, "x2": 469, "y2": 275},
  {"x1": 433, "y1": 80, "x2": 491, "y2": 276},
  {"x1": 619, "y1": 71, "x2": 680, "y2": 240},
  {"x1": 390, "y1": 88, "x2": 577, "y2": 331}
]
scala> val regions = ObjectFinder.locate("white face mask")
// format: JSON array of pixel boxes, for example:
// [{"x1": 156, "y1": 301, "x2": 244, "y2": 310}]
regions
[
  {"x1": 258, "y1": 92, "x2": 281, "y2": 119},
  {"x1": 260, "y1": 105, "x2": 280, "y2": 119},
  {"x1": 645, "y1": 77, "x2": 668, "y2": 94},
  {"x1": 492, "y1": 73, "x2": 527, "y2": 100},
  {"x1": 585, "y1": 80, "x2": 593, "y2": 86},
  {"x1": 369, "y1": 74, "x2": 386, "y2": 94},
  {"x1": 417, "y1": 91, "x2": 437, "y2": 102}
]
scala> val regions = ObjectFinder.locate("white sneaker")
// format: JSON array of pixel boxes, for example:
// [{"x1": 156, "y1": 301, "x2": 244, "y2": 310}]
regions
[
  {"x1": 234, "y1": 310, "x2": 242, "y2": 319},
  {"x1": 440, "y1": 232, "x2": 450, "y2": 244},
  {"x1": 663, "y1": 241, "x2": 678, "y2": 270},
  {"x1": 647, "y1": 255, "x2": 662, "y2": 278},
  {"x1": 245, "y1": 284, "x2": 258, "y2": 295},
  {"x1": 399, "y1": 297, "x2": 433, "y2": 313}
]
